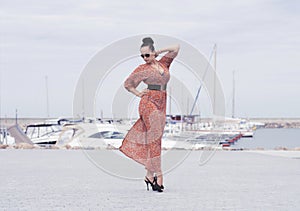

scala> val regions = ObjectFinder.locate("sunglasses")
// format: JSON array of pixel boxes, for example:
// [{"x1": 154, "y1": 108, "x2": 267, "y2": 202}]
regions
[{"x1": 140, "y1": 53, "x2": 151, "y2": 58}]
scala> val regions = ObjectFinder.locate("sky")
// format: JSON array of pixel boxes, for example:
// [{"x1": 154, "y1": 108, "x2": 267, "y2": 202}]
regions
[{"x1": 0, "y1": 0, "x2": 300, "y2": 118}]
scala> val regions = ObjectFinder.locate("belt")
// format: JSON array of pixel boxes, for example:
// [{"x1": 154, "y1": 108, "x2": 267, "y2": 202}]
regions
[{"x1": 147, "y1": 84, "x2": 167, "y2": 91}]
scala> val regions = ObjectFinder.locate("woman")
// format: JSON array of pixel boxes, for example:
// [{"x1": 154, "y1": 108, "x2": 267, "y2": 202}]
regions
[{"x1": 119, "y1": 37, "x2": 180, "y2": 192}]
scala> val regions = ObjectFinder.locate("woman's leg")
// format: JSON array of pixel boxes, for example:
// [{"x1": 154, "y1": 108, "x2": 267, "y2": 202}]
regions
[
  {"x1": 146, "y1": 169, "x2": 154, "y2": 181},
  {"x1": 142, "y1": 110, "x2": 165, "y2": 188},
  {"x1": 156, "y1": 170, "x2": 163, "y2": 186},
  {"x1": 141, "y1": 109, "x2": 164, "y2": 174}
]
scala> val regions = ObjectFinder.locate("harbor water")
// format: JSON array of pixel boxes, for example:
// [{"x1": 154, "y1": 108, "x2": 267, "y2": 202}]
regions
[{"x1": 232, "y1": 128, "x2": 300, "y2": 150}]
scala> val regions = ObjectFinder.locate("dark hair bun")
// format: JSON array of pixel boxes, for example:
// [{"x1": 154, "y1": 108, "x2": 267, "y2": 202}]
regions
[{"x1": 142, "y1": 37, "x2": 154, "y2": 45}]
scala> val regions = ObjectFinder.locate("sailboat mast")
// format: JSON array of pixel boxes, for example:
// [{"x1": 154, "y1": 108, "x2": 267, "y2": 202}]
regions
[
  {"x1": 45, "y1": 76, "x2": 50, "y2": 118},
  {"x1": 0, "y1": 70, "x2": 1, "y2": 123},
  {"x1": 232, "y1": 70, "x2": 236, "y2": 118},
  {"x1": 213, "y1": 44, "x2": 217, "y2": 115},
  {"x1": 168, "y1": 87, "x2": 171, "y2": 115},
  {"x1": 82, "y1": 78, "x2": 85, "y2": 119}
]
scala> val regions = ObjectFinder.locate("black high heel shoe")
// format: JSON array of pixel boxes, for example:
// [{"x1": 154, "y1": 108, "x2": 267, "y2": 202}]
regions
[
  {"x1": 153, "y1": 176, "x2": 164, "y2": 192},
  {"x1": 144, "y1": 177, "x2": 156, "y2": 191}
]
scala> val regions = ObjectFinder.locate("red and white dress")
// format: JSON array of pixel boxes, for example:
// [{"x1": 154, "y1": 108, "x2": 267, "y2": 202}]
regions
[{"x1": 119, "y1": 52, "x2": 176, "y2": 173}]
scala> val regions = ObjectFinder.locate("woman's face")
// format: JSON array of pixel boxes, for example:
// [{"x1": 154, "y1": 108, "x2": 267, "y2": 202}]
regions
[{"x1": 140, "y1": 46, "x2": 155, "y2": 64}]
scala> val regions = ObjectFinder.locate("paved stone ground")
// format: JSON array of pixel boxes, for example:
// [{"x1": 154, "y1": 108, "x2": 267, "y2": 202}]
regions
[{"x1": 0, "y1": 149, "x2": 299, "y2": 210}]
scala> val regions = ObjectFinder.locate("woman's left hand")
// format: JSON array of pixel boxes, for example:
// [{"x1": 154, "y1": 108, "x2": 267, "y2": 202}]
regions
[
  {"x1": 154, "y1": 50, "x2": 160, "y2": 57},
  {"x1": 138, "y1": 89, "x2": 149, "y2": 97}
]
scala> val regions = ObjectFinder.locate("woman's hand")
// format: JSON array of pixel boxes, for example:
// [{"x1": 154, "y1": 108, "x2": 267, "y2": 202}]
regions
[
  {"x1": 137, "y1": 89, "x2": 149, "y2": 98},
  {"x1": 155, "y1": 44, "x2": 180, "y2": 56},
  {"x1": 154, "y1": 50, "x2": 161, "y2": 57}
]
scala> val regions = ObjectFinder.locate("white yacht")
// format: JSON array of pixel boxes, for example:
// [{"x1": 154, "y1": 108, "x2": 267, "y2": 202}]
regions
[
  {"x1": 56, "y1": 122, "x2": 129, "y2": 149},
  {"x1": 24, "y1": 122, "x2": 62, "y2": 146}
]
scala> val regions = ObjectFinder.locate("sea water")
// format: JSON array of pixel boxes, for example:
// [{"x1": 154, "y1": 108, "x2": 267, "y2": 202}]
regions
[{"x1": 232, "y1": 128, "x2": 300, "y2": 149}]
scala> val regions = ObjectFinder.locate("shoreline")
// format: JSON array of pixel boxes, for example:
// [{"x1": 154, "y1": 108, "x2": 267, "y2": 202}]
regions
[{"x1": 1, "y1": 117, "x2": 300, "y2": 128}]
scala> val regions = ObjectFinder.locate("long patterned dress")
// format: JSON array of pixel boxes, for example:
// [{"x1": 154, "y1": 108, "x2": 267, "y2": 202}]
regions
[{"x1": 119, "y1": 52, "x2": 176, "y2": 173}]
